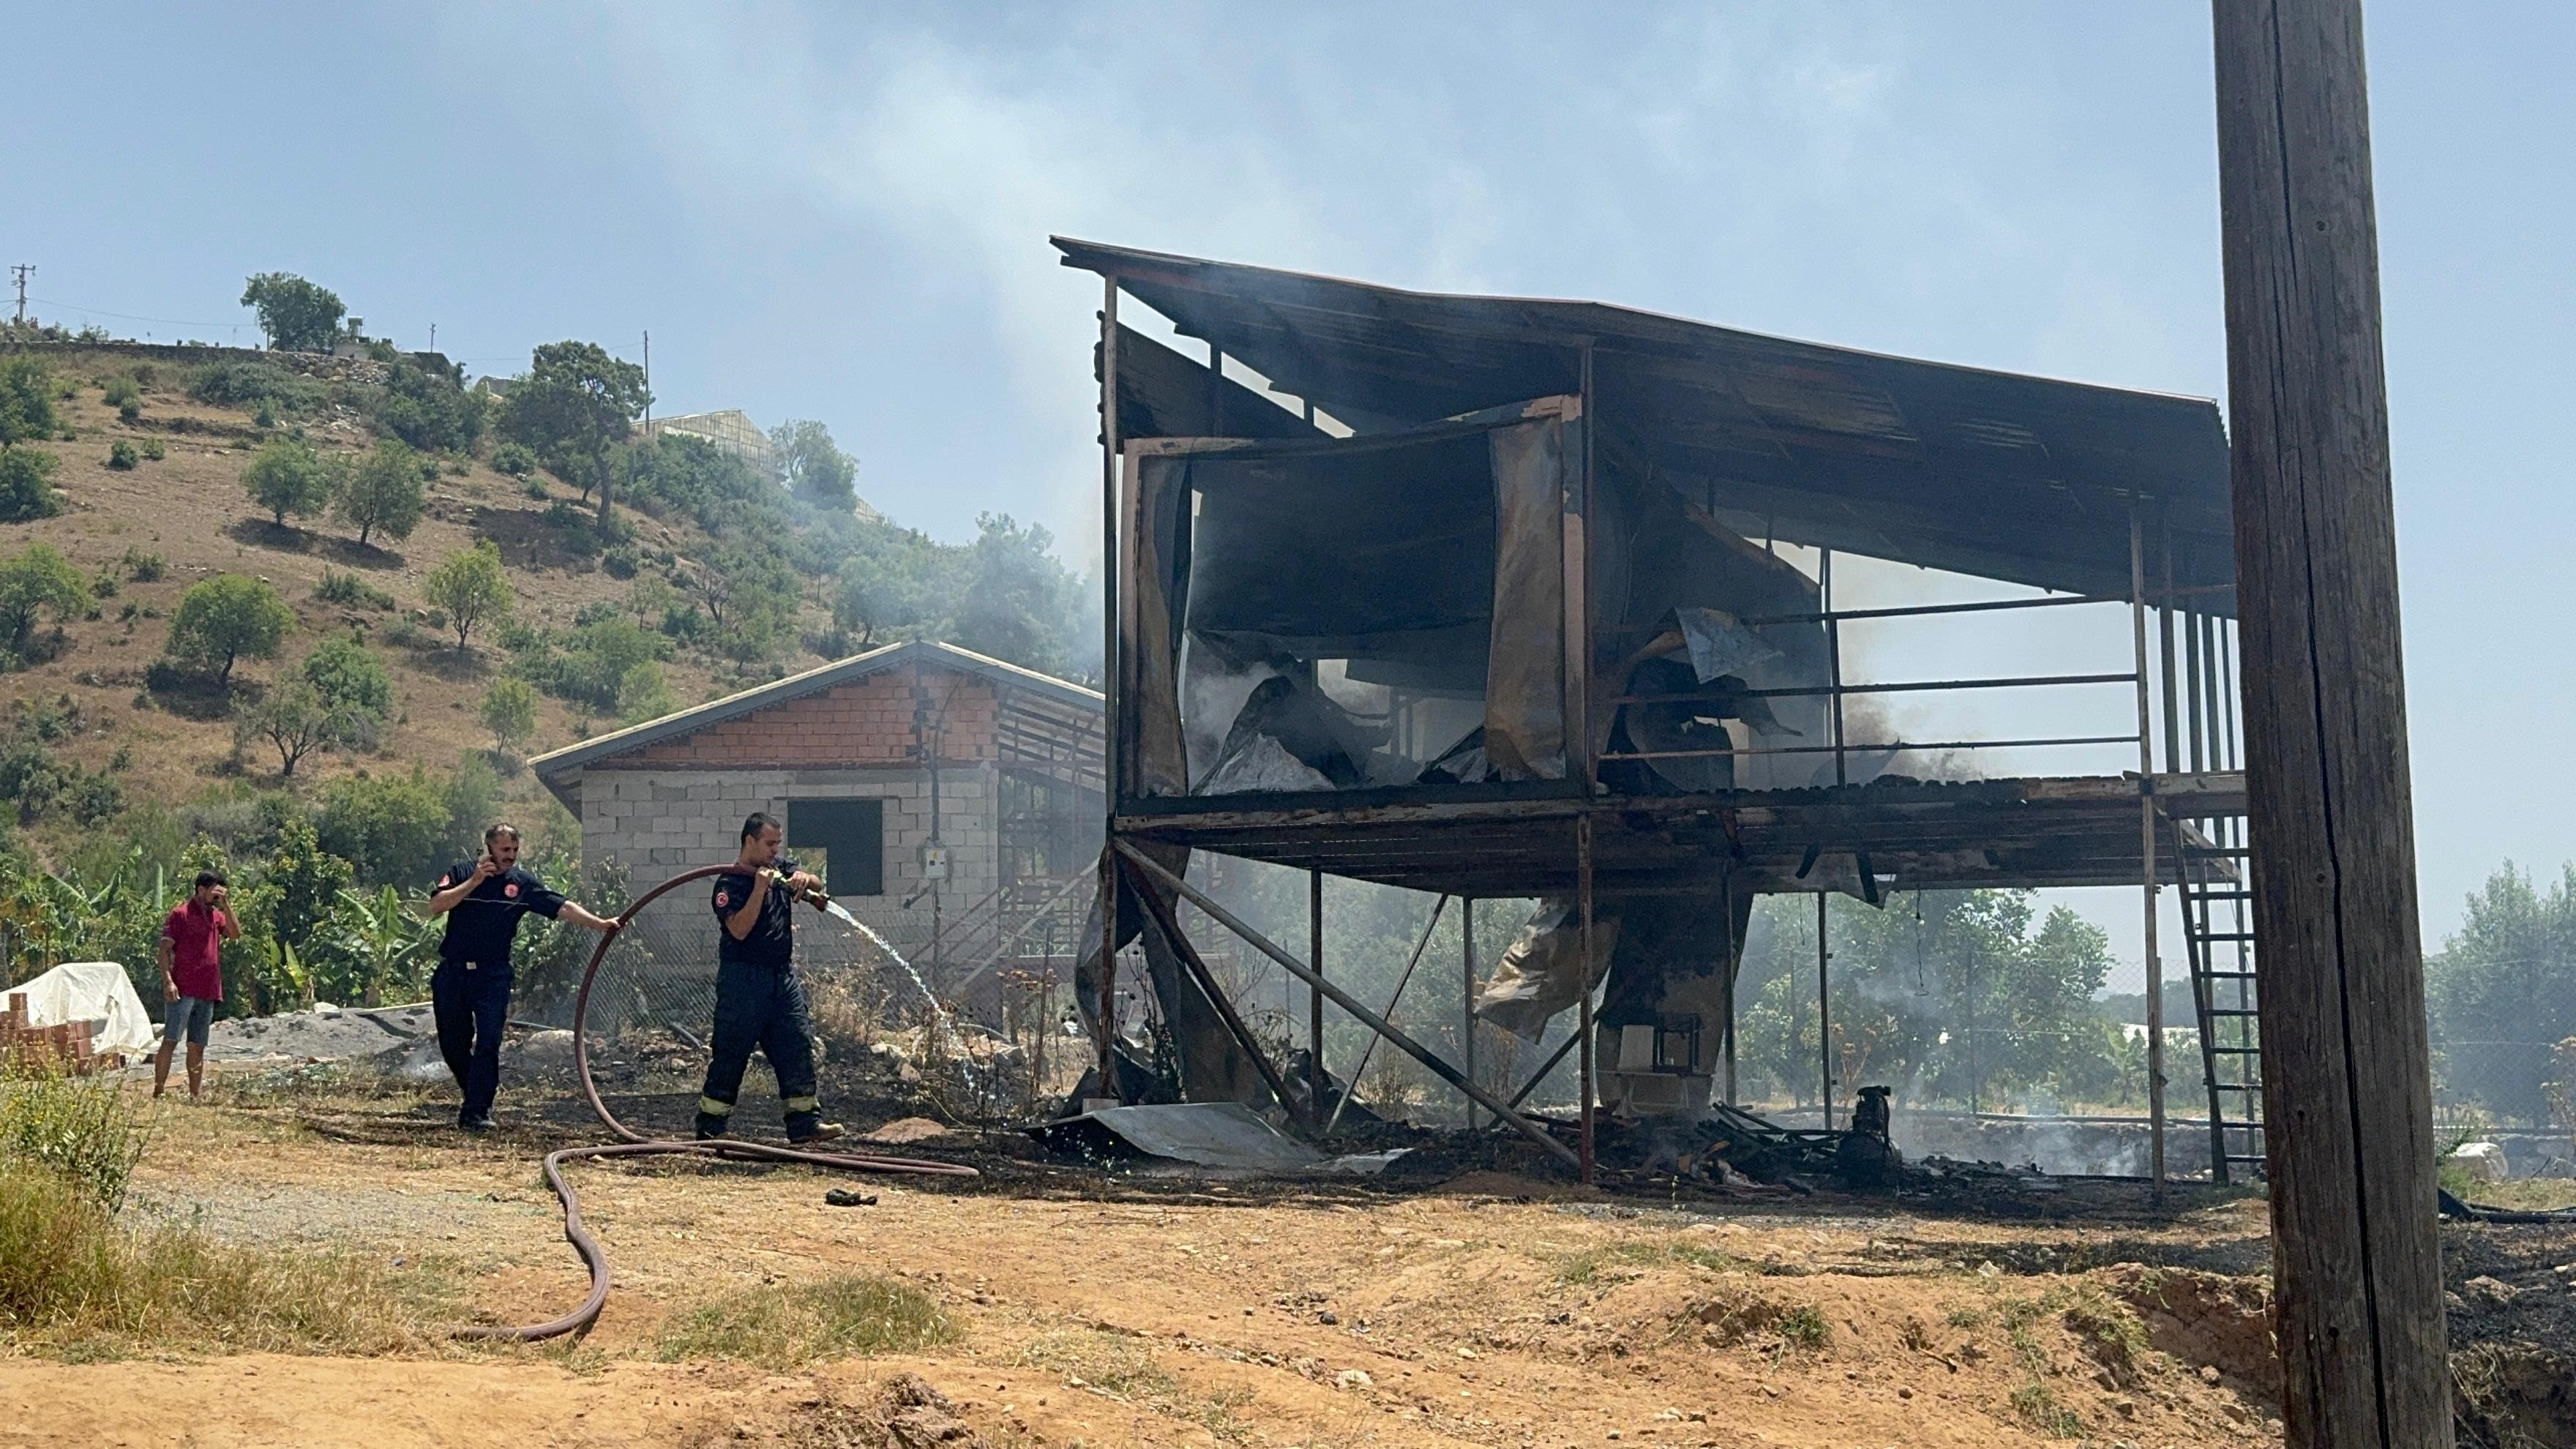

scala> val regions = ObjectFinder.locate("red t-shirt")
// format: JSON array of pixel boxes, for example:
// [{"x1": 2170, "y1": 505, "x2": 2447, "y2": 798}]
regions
[{"x1": 162, "y1": 902, "x2": 230, "y2": 1001}]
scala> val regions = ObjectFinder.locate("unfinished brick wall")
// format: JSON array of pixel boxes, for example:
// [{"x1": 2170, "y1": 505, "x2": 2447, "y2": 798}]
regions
[{"x1": 618, "y1": 672, "x2": 999, "y2": 768}]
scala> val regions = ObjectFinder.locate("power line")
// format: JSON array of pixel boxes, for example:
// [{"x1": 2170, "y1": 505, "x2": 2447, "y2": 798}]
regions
[
  {"x1": 9, "y1": 266, "x2": 29, "y2": 326},
  {"x1": 27, "y1": 296, "x2": 252, "y2": 331}
]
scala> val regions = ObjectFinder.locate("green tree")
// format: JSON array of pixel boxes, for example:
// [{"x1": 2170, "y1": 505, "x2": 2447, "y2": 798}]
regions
[
  {"x1": 771, "y1": 419, "x2": 859, "y2": 511},
  {"x1": 952, "y1": 512, "x2": 1081, "y2": 675},
  {"x1": 239, "y1": 272, "x2": 347, "y2": 352},
  {"x1": 421, "y1": 539, "x2": 513, "y2": 650},
  {"x1": 332, "y1": 440, "x2": 427, "y2": 548},
  {"x1": 302, "y1": 634, "x2": 393, "y2": 720},
  {"x1": 0, "y1": 356, "x2": 60, "y2": 448},
  {"x1": 479, "y1": 675, "x2": 538, "y2": 755},
  {"x1": 316, "y1": 766, "x2": 454, "y2": 887},
  {"x1": 239, "y1": 439, "x2": 332, "y2": 528},
  {"x1": 697, "y1": 542, "x2": 800, "y2": 662},
  {"x1": 166, "y1": 574, "x2": 295, "y2": 685},
  {"x1": 615, "y1": 660, "x2": 678, "y2": 725},
  {"x1": 2428, "y1": 861, "x2": 2576, "y2": 1122},
  {"x1": 236, "y1": 678, "x2": 356, "y2": 778},
  {"x1": 555, "y1": 615, "x2": 667, "y2": 711},
  {"x1": 369, "y1": 357, "x2": 486, "y2": 453},
  {"x1": 0, "y1": 542, "x2": 86, "y2": 655},
  {"x1": 0, "y1": 447, "x2": 61, "y2": 523},
  {"x1": 499, "y1": 341, "x2": 650, "y2": 528}
]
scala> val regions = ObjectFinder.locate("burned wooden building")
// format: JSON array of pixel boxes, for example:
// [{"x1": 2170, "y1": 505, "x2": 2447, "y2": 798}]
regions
[{"x1": 1063, "y1": 239, "x2": 2258, "y2": 1183}]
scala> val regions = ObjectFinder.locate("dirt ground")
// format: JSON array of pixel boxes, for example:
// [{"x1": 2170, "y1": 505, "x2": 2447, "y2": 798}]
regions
[{"x1": 4, "y1": 1056, "x2": 2571, "y2": 1449}]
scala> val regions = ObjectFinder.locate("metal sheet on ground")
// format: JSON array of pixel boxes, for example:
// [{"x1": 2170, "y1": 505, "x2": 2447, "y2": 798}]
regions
[{"x1": 1032, "y1": 1101, "x2": 1322, "y2": 1172}]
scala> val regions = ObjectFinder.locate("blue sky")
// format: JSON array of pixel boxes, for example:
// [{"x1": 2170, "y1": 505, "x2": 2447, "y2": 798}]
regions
[{"x1": 7, "y1": 4, "x2": 2569, "y2": 978}]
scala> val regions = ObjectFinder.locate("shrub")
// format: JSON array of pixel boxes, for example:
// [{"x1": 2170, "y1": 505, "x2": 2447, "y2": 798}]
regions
[
  {"x1": 119, "y1": 549, "x2": 165, "y2": 583},
  {"x1": 601, "y1": 543, "x2": 640, "y2": 580},
  {"x1": 252, "y1": 399, "x2": 277, "y2": 430},
  {"x1": 240, "y1": 439, "x2": 332, "y2": 528},
  {"x1": 0, "y1": 1066, "x2": 145, "y2": 1211},
  {"x1": 90, "y1": 570, "x2": 116, "y2": 599},
  {"x1": 100, "y1": 375, "x2": 139, "y2": 408},
  {"x1": 116, "y1": 397, "x2": 143, "y2": 424},
  {"x1": 364, "y1": 359, "x2": 485, "y2": 454},
  {"x1": 331, "y1": 441, "x2": 426, "y2": 547},
  {"x1": 491, "y1": 441, "x2": 536, "y2": 477},
  {"x1": 138, "y1": 438, "x2": 165, "y2": 462},
  {"x1": 0, "y1": 357, "x2": 60, "y2": 448},
  {"x1": 312, "y1": 566, "x2": 396, "y2": 611},
  {"x1": 165, "y1": 574, "x2": 295, "y2": 686},
  {"x1": 520, "y1": 478, "x2": 548, "y2": 501},
  {"x1": 0, "y1": 448, "x2": 62, "y2": 523},
  {"x1": 187, "y1": 359, "x2": 311, "y2": 410},
  {"x1": 420, "y1": 540, "x2": 512, "y2": 649},
  {"x1": 0, "y1": 542, "x2": 86, "y2": 657},
  {"x1": 106, "y1": 440, "x2": 138, "y2": 471},
  {"x1": 479, "y1": 675, "x2": 538, "y2": 755},
  {"x1": 0, "y1": 1159, "x2": 443, "y2": 1355}
]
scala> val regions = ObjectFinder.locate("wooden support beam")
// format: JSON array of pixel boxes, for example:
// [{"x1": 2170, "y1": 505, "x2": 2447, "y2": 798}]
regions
[
  {"x1": 1097, "y1": 277, "x2": 1122, "y2": 1101},
  {"x1": 1117, "y1": 842, "x2": 1581, "y2": 1170},
  {"x1": 2213, "y1": 2, "x2": 2450, "y2": 1444}
]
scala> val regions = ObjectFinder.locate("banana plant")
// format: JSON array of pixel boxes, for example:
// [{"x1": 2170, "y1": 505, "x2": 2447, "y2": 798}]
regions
[
  {"x1": 264, "y1": 938, "x2": 315, "y2": 1013},
  {"x1": 334, "y1": 885, "x2": 439, "y2": 1008}
]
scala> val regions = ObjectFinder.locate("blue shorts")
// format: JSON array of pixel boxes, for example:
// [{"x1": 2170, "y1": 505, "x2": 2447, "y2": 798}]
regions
[{"x1": 162, "y1": 996, "x2": 217, "y2": 1047}]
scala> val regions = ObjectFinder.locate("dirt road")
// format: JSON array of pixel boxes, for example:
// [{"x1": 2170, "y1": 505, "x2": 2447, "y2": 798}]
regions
[{"x1": 0, "y1": 1080, "x2": 2326, "y2": 1448}]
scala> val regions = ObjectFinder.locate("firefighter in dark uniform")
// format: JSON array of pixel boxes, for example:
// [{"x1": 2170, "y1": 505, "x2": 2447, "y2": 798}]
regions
[
  {"x1": 425, "y1": 823, "x2": 619, "y2": 1131},
  {"x1": 697, "y1": 812, "x2": 845, "y2": 1145}
]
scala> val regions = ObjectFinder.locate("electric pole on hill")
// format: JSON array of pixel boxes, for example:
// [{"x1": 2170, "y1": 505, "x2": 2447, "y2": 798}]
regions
[
  {"x1": 2212, "y1": 2, "x2": 2450, "y2": 1445},
  {"x1": 9, "y1": 265, "x2": 29, "y2": 326}
]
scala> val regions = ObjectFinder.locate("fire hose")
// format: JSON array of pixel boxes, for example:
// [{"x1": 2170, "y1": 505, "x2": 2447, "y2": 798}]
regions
[{"x1": 458, "y1": 864, "x2": 981, "y2": 1342}]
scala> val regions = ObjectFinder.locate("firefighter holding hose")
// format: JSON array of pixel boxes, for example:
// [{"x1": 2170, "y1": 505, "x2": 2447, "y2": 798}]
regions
[
  {"x1": 425, "y1": 823, "x2": 621, "y2": 1132},
  {"x1": 697, "y1": 812, "x2": 845, "y2": 1145}
]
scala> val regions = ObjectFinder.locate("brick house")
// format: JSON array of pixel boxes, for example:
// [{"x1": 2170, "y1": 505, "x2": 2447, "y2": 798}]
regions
[{"x1": 530, "y1": 640, "x2": 1102, "y2": 991}]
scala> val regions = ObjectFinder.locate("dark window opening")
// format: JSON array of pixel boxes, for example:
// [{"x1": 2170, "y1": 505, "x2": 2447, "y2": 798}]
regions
[{"x1": 787, "y1": 798, "x2": 885, "y2": 896}]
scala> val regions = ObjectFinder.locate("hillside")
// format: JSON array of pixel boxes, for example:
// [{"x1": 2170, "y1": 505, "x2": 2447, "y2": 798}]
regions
[{"x1": 0, "y1": 344, "x2": 825, "y2": 858}]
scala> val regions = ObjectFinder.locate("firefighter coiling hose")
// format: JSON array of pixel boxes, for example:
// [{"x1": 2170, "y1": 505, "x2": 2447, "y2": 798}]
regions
[{"x1": 460, "y1": 864, "x2": 979, "y2": 1343}]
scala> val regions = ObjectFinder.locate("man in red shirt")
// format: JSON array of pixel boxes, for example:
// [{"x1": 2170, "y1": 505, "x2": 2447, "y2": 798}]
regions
[{"x1": 155, "y1": 870, "x2": 242, "y2": 1099}]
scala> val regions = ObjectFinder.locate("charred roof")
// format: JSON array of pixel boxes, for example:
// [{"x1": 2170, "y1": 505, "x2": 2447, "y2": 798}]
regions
[{"x1": 1057, "y1": 237, "x2": 2234, "y2": 609}]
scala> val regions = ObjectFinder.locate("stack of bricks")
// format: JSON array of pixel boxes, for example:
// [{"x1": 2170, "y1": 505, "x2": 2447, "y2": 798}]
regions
[{"x1": 0, "y1": 992, "x2": 100, "y2": 1075}]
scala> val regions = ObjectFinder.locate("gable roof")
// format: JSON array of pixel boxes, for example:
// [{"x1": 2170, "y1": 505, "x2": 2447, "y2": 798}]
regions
[{"x1": 528, "y1": 640, "x2": 1101, "y2": 803}]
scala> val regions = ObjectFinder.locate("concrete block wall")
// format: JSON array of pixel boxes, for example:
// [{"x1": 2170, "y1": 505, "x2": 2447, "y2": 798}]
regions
[{"x1": 577, "y1": 764, "x2": 1002, "y2": 912}]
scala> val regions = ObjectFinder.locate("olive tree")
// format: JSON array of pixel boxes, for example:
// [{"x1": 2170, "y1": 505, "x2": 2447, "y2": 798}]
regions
[
  {"x1": 422, "y1": 539, "x2": 512, "y2": 650},
  {"x1": 167, "y1": 574, "x2": 295, "y2": 685}
]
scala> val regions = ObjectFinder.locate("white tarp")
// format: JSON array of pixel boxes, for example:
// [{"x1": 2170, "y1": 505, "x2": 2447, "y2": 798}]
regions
[{"x1": 10, "y1": 961, "x2": 157, "y2": 1057}]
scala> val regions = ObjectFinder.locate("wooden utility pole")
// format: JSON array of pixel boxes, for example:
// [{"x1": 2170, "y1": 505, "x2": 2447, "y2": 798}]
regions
[{"x1": 2212, "y1": 4, "x2": 2450, "y2": 1445}]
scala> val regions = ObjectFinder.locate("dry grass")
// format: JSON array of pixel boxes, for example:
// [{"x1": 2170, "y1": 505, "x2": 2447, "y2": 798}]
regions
[
  {"x1": 0, "y1": 1160, "x2": 454, "y2": 1359},
  {"x1": 654, "y1": 1272, "x2": 956, "y2": 1369}
]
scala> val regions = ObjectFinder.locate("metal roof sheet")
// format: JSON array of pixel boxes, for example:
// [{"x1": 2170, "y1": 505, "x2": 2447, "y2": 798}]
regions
[{"x1": 1056, "y1": 237, "x2": 2235, "y2": 606}]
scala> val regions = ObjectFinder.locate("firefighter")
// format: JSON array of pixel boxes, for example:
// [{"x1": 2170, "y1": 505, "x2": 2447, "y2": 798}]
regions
[{"x1": 697, "y1": 812, "x2": 845, "y2": 1145}]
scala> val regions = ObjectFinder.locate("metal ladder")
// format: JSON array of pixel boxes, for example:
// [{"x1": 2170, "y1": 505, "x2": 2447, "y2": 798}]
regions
[{"x1": 2174, "y1": 815, "x2": 2264, "y2": 1182}]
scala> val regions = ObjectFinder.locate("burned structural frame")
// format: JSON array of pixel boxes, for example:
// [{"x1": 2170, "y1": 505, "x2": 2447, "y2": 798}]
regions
[{"x1": 1063, "y1": 237, "x2": 2249, "y2": 1182}]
